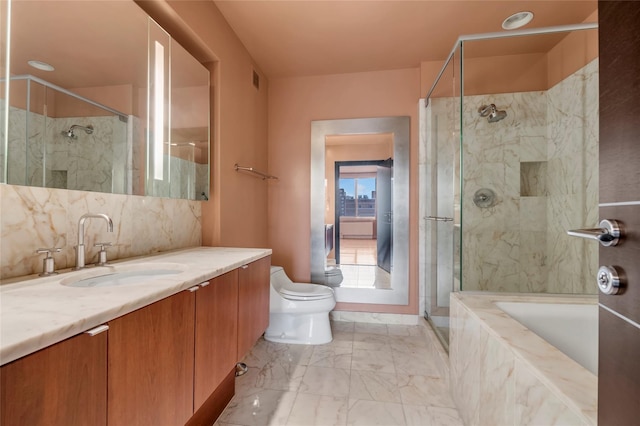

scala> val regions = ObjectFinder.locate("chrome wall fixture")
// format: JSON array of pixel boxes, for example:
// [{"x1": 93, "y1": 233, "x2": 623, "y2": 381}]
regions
[
  {"x1": 234, "y1": 164, "x2": 278, "y2": 181},
  {"x1": 61, "y1": 124, "x2": 94, "y2": 140},
  {"x1": 478, "y1": 104, "x2": 507, "y2": 123},
  {"x1": 473, "y1": 188, "x2": 497, "y2": 208}
]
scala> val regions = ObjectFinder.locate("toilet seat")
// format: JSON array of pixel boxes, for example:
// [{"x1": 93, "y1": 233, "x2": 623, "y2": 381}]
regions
[
  {"x1": 279, "y1": 285, "x2": 334, "y2": 300},
  {"x1": 279, "y1": 291, "x2": 334, "y2": 301}
]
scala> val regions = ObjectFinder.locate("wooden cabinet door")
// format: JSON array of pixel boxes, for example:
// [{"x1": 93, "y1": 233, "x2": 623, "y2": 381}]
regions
[
  {"x1": 194, "y1": 270, "x2": 238, "y2": 410},
  {"x1": 0, "y1": 330, "x2": 107, "y2": 426},
  {"x1": 237, "y1": 256, "x2": 271, "y2": 359},
  {"x1": 107, "y1": 291, "x2": 195, "y2": 426}
]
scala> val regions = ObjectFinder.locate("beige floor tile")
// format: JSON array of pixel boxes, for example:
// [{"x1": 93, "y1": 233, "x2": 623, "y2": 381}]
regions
[
  {"x1": 299, "y1": 366, "x2": 351, "y2": 397},
  {"x1": 217, "y1": 321, "x2": 463, "y2": 426},
  {"x1": 401, "y1": 404, "x2": 465, "y2": 426},
  {"x1": 255, "y1": 361, "x2": 307, "y2": 392},
  {"x1": 397, "y1": 374, "x2": 456, "y2": 408},
  {"x1": 286, "y1": 394, "x2": 349, "y2": 426},
  {"x1": 351, "y1": 348, "x2": 396, "y2": 374},
  {"x1": 309, "y1": 343, "x2": 353, "y2": 369},
  {"x1": 349, "y1": 370, "x2": 401, "y2": 403},
  {"x1": 354, "y1": 322, "x2": 388, "y2": 335},
  {"x1": 347, "y1": 399, "x2": 406, "y2": 426},
  {"x1": 218, "y1": 388, "x2": 297, "y2": 426}
]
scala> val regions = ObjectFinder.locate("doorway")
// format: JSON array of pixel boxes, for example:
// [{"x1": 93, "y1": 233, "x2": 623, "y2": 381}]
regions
[{"x1": 334, "y1": 159, "x2": 392, "y2": 289}]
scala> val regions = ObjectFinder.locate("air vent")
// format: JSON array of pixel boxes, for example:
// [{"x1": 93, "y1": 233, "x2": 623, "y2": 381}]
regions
[{"x1": 252, "y1": 70, "x2": 260, "y2": 90}]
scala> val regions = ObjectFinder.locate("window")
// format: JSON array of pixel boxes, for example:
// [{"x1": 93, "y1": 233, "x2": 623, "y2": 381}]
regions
[{"x1": 339, "y1": 177, "x2": 376, "y2": 217}]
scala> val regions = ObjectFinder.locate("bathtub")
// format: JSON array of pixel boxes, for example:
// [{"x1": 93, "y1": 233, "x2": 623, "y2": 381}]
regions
[
  {"x1": 450, "y1": 293, "x2": 598, "y2": 426},
  {"x1": 495, "y1": 301, "x2": 598, "y2": 375}
]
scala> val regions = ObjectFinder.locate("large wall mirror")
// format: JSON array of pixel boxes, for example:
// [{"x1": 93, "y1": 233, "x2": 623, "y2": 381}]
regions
[
  {"x1": 311, "y1": 117, "x2": 410, "y2": 305},
  {"x1": 0, "y1": 0, "x2": 209, "y2": 200}
]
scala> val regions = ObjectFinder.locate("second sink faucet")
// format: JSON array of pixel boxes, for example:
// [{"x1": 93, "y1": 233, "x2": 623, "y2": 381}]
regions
[{"x1": 74, "y1": 213, "x2": 114, "y2": 270}]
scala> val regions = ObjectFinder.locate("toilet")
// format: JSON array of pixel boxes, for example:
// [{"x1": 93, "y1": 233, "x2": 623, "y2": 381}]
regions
[
  {"x1": 324, "y1": 266, "x2": 343, "y2": 287},
  {"x1": 265, "y1": 266, "x2": 336, "y2": 345}
]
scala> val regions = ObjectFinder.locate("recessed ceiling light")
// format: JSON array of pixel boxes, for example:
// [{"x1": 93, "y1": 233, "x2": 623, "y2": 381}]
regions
[
  {"x1": 502, "y1": 11, "x2": 534, "y2": 30},
  {"x1": 27, "y1": 60, "x2": 55, "y2": 72}
]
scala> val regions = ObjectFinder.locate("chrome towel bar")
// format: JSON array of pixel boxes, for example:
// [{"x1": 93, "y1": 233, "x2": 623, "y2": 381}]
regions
[{"x1": 234, "y1": 164, "x2": 278, "y2": 180}]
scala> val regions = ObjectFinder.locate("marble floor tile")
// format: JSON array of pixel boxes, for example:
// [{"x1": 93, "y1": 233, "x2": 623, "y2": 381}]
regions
[
  {"x1": 217, "y1": 388, "x2": 297, "y2": 426},
  {"x1": 309, "y1": 341, "x2": 353, "y2": 369},
  {"x1": 217, "y1": 321, "x2": 463, "y2": 426},
  {"x1": 351, "y1": 348, "x2": 396, "y2": 374},
  {"x1": 349, "y1": 370, "x2": 401, "y2": 403},
  {"x1": 332, "y1": 321, "x2": 356, "y2": 333},
  {"x1": 354, "y1": 322, "x2": 389, "y2": 335},
  {"x1": 403, "y1": 404, "x2": 465, "y2": 426},
  {"x1": 392, "y1": 349, "x2": 441, "y2": 377},
  {"x1": 299, "y1": 366, "x2": 351, "y2": 397},
  {"x1": 397, "y1": 374, "x2": 456, "y2": 408},
  {"x1": 347, "y1": 399, "x2": 407, "y2": 426},
  {"x1": 286, "y1": 394, "x2": 349, "y2": 426},
  {"x1": 352, "y1": 333, "x2": 393, "y2": 352},
  {"x1": 387, "y1": 324, "x2": 425, "y2": 337},
  {"x1": 255, "y1": 361, "x2": 307, "y2": 392}
]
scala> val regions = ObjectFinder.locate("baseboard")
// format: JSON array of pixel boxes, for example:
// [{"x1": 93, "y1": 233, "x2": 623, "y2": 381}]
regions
[{"x1": 330, "y1": 310, "x2": 419, "y2": 325}]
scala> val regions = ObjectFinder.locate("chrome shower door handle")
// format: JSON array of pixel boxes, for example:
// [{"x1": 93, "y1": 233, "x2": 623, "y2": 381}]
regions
[
  {"x1": 425, "y1": 216, "x2": 454, "y2": 222},
  {"x1": 567, "y1": 219, "x2": 623, "y2": 247}
]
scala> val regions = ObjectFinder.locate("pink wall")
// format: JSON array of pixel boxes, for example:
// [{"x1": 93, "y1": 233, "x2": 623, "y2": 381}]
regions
[
  {"x1": 139, "y1": 0, "x2": 269, "y2": 249},
  {"x1": 268, "y1": 68, "x2": 420, "y2": 314}
]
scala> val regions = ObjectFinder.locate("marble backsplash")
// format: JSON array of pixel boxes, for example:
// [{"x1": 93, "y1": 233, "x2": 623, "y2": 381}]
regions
[{"x1": 0, "y1": 184, "x2": 202, "y2": 280}]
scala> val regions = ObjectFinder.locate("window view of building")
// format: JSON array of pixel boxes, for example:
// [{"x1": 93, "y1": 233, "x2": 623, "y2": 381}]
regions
[{"x1": 339, "y1": 177, "x2": 376, "y2": 217}]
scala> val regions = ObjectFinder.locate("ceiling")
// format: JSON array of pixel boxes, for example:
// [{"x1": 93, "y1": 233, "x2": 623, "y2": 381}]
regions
[
  {"x1": 214, "y1": 0, "x2": 598, "y2": 78},
  {"x1": 8, "y1": 1, "x2": 597, "y2": 93}
]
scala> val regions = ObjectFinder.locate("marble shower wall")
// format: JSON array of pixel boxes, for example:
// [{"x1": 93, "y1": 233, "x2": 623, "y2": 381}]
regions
[
  {"x1": 461, "y1": 59, "x2": 598, "y2": 294},
  {"x1": 545, "y1": 59, "x2": 599, "y2": 294},
  {"x1": 5, "y1": 108, "x2": 206, "y2": 200},
  {"x1": 6, "y1": 107, "x2": 129, "y2": 194},
  {"x1": 0, "y1": 184, "x2": 202, "y2": 280}
]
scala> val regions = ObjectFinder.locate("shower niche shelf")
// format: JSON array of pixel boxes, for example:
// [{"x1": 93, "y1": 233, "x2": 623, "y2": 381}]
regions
[{"x1": 520, "y1": 161, "x2": 547, "y2": 197}]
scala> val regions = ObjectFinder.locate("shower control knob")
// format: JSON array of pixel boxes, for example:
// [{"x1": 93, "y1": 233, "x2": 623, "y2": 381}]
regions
[{"x1": 597, "y1": 265, "x2": 625, "y2": 295}]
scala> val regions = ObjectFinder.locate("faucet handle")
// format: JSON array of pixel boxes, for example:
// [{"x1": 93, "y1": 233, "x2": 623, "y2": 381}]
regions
[
  {"x1": 36, "y1": 248, "x2": 62, "y2": 276},
  {"x1": 94, "y1": 242, "x2": 112, "y2": 266}
]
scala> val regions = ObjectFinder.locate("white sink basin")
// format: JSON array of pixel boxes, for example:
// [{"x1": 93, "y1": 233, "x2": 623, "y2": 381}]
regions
[{"x1": 60, "y1": 263, "x2": 187, "y2": 288}]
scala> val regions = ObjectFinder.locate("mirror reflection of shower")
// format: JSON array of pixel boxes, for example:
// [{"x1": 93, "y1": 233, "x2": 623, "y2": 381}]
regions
[
  {"x1": 478, "y1": 104, "x2": 507, "y2": 123},
  {"x1": 61, "y1": 124, "x2": 94, "y2": 140}
]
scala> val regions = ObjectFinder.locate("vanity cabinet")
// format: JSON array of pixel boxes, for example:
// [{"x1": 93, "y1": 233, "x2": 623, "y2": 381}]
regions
[
  {"x1": 0, "y1": 330, "x2": 107, "y2": 426},
  {"x1": 107, "y1": 290, "x2": 195, "y2": 426},
  {"x1": 237, "y1": 256, "x2": 271, "y2": 359},
  {"x1": 194, "y1": 269, "x2": 238, "y2": 410},
  {"x1": 0, "y1": 255, "x2": 271, "y2": 426}
]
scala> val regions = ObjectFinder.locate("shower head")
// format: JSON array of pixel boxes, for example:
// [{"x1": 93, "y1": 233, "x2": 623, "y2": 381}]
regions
[
  {"x1": 488, "y1": 109, "x2": 507, "y2": 123},
  {"x1": 61, "y1": 124, "x2": 94, "y2": 139},
  {"x1": 478, "y1": 104, "x2": 507, "y2": 123}
]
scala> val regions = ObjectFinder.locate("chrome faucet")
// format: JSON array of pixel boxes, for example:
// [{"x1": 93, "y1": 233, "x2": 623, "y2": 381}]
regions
[{"x1": 74, "y1": 213, "x2": 114, "y2": 270}]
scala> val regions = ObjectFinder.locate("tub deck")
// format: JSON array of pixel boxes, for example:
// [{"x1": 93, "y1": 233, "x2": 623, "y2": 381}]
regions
[{"x1": 450, "y1": 292, "x2": 598, "y2": 425}]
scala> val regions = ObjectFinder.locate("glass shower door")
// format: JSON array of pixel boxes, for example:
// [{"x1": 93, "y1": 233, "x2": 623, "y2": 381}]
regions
[{"x1": 423, "y1": 47, "x2": 461, "y2": 348}]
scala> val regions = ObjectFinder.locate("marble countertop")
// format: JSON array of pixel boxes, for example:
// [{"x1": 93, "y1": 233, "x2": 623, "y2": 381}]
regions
[{"x1": 0, "y1": 247, "x2": 272, "y2": 366}]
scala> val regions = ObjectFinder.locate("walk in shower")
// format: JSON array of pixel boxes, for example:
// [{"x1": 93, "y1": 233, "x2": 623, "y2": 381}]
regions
[
  {"x1": 1, "y1": 75, "x2": 130, "y2": 193},
  {"x1": 420, "y1": 22, "x2": 599, "y2": 350}
]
